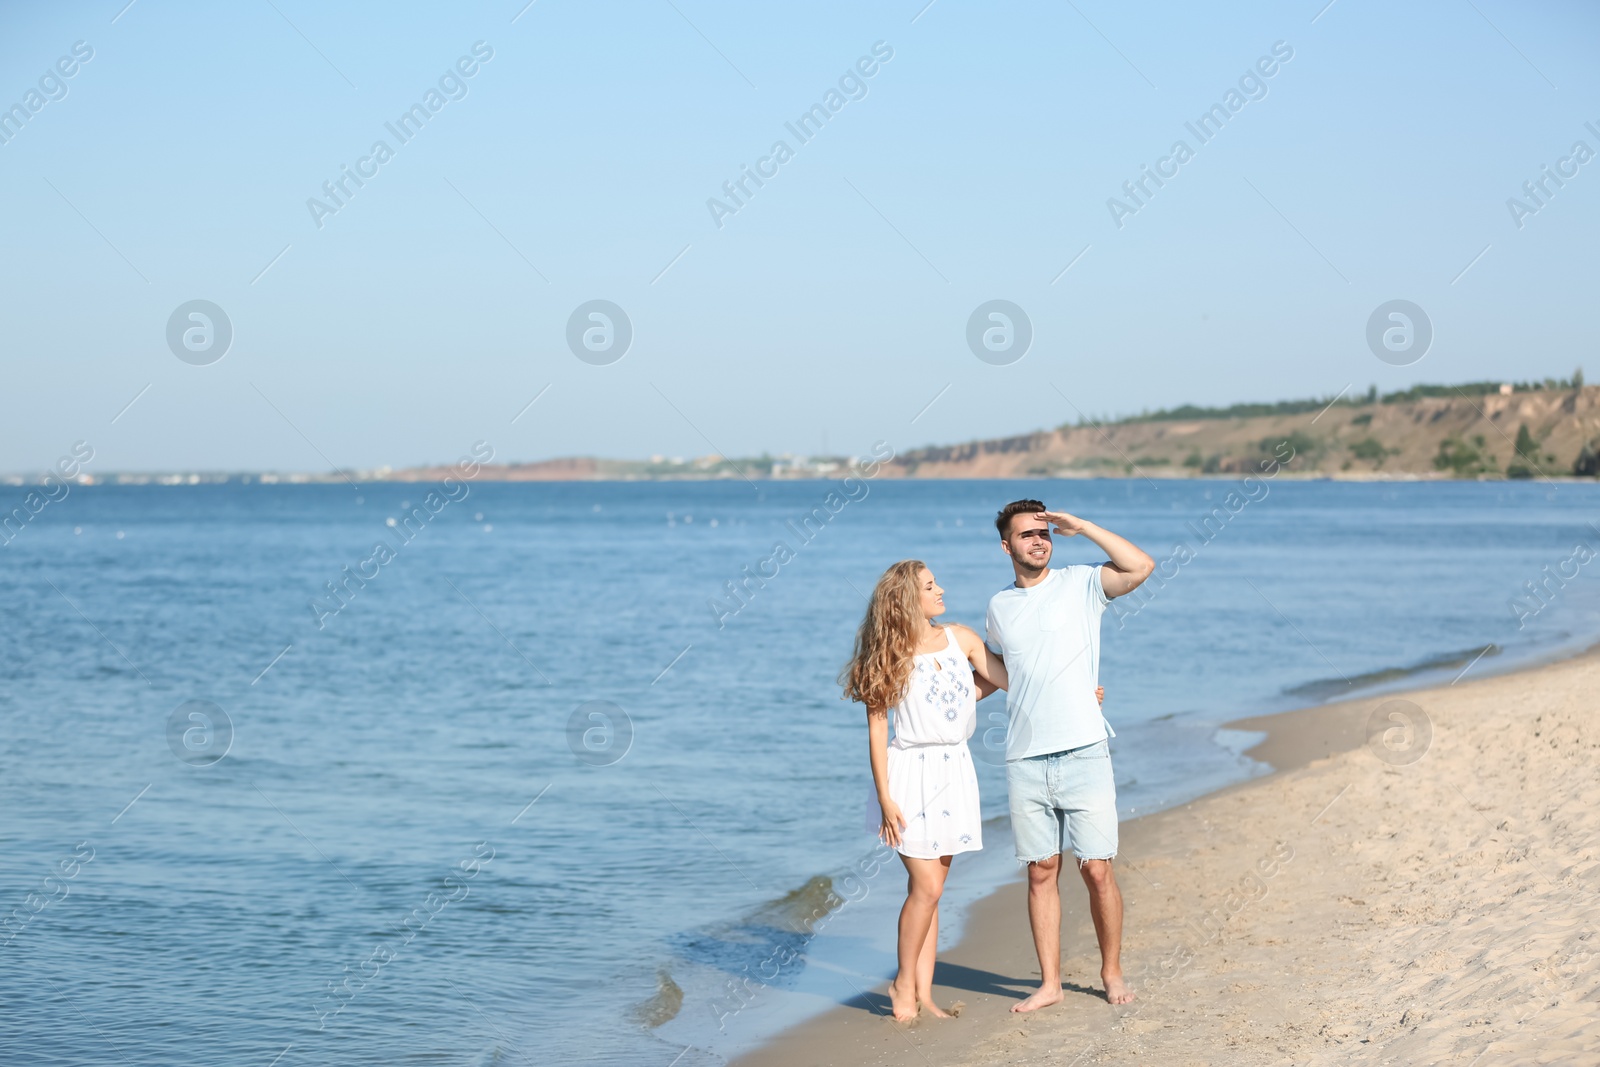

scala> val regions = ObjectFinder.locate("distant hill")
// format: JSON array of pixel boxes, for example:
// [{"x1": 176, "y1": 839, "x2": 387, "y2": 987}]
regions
[
  {"x1": 337, "y1": 382, "x2": 1600, "y2": 484},
  {"x1": 883, "y1": 383, "x2": 1600, "y2": 481},
  {"x1": 61, "y1": 381, "x2": 1600, "y2": 486}
]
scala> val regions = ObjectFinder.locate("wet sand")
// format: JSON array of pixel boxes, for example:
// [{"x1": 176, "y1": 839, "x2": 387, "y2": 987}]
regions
[{"x1": 733, "y1": 647, "x2": 1600, "y2": 1066}]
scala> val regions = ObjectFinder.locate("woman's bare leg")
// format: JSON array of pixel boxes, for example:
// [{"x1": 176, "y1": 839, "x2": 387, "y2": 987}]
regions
[
  {"x1": 915, "y1": 878, "x2": 954, "y2": 1017},
  {"x1": 889, "y1": 854, "x2": 949, "y2": 1021}
]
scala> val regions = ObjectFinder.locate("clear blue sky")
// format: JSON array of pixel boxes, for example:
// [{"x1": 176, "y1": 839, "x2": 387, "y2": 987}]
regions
[{"x1": 2, "y1": 0, "x2": 1596, "y2": 473}]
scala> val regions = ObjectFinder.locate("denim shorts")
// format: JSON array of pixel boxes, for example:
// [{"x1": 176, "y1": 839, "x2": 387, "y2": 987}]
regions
[{"x1": 1006, "y1": 739, "x2": 1118, "y2": 864}]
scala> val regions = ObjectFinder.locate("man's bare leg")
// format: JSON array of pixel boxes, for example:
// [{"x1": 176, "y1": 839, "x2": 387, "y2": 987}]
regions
[
  {"x1": 890, "y1": 855, "x2": 949, "y2": 1021},
  {"x1": 914, "y1": 899, "x2": 953, "y2": 1017},
  {"x1": 1078, "y1": 858, "x2": 1133, "y2": 1004},
  {"x1": 1012, "y1": 854, "x2": 1065, "y2": 1012}
]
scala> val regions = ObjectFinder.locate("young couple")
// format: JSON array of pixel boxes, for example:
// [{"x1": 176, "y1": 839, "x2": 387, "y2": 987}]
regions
[{"x1": 841, "y1": 499, "x2": 1154, "y2": 1022}]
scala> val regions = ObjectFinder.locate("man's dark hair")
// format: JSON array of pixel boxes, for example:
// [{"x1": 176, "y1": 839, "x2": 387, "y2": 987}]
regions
[{"x1": 995, "y1": 499, "x2": 1046, "y2": 538}]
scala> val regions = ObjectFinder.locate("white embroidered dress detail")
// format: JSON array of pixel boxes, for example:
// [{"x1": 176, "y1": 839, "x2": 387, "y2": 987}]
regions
[{"x1": 867, "y1": 626, "x2": 983, "y2": 858}]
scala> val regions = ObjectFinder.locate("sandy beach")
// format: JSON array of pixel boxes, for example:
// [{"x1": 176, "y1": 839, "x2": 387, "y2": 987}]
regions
[{"x1": 735, "y1": 648, "x2": 1600, "y2": 1066}]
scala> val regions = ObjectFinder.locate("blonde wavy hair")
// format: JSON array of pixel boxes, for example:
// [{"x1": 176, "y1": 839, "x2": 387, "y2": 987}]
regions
[{"x1": 840, "y1": 559, "x2": 930, "y2": 712}]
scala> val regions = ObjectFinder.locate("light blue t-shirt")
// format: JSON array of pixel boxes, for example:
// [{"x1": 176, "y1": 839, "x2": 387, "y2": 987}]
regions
[{"x1": 985, "y1": 564, "x2": 1113, "y2": 761}]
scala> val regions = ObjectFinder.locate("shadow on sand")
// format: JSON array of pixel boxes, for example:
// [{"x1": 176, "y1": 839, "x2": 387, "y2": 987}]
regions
[{"x1": 845, "y1": 962, "x2": 1108, "y2": 1015}]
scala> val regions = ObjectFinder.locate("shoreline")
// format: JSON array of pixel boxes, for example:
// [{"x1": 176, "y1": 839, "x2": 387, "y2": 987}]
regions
[
  {"x1": 17, "y1": 471, "x2": 1600, "y2": 485},
  {"x1": 25, "y1": 382, "x2": 1600, "y2": 485},
  {"x1": 728, "y1": 641, "x2": 1600, "y2": 1066}
]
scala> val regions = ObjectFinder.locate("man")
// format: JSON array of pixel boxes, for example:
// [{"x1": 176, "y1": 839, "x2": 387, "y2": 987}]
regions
[{"x1": 985, "y1": 498, "x2": 1154, "y2": 1010}]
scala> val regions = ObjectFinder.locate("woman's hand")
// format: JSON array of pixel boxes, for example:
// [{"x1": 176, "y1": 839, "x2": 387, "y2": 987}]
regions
[
  {"x1": 1096, "y1": 686, "x2": 1104, "y2": 705},
  {"x1": 878, "y1": 797, "x2": 907, "y2": 848}
]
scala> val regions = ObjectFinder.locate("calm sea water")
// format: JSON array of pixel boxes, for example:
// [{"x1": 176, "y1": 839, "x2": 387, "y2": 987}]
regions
[{"x1": 3, "y1": 477, "x2": 1598, "y2": 1065}]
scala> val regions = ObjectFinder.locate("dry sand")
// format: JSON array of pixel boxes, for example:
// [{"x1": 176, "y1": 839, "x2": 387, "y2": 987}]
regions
[{"x1": 734, "y1": 649, "x2": 1600, "y2": 1066}]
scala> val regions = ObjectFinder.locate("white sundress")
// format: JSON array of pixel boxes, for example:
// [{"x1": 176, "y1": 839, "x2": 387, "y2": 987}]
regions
[{"x1": 867, "y1": 626, "x2": 983, "y2": 859}]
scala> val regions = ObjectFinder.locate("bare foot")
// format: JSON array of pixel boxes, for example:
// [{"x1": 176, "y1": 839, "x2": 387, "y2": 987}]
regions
[
  {"x1": 919, "y1": 996, "x2": 953, "y2": 1019},
  {"x1": 1103, "y1": 971, "x2": 1135, "y2": 1005},
  {"x1": 1011, "y1": 985, "x2": 1064, "y2": 1013},
  {"x1": 888, "y1": 978, "x2": 919, "y2": 1022}
]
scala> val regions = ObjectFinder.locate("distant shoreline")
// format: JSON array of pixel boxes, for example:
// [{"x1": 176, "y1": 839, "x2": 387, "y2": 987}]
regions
[
  {"x1": 8, "y1": 381, "x2": 1597, "y2": 485},
  {"x1": 9, "y1": 470, "x2": 1598, "y2": 486}
]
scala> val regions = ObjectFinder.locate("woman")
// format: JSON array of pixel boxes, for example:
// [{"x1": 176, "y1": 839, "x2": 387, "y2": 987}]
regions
[{"x1": 840, "y1": 560, "x2": 1007, "y2": 1022}]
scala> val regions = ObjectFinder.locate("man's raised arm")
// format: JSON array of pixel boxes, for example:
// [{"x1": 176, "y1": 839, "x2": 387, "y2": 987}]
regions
[{"x1": 1040, "y1": 510, "x2": 1155, "y2": 599}]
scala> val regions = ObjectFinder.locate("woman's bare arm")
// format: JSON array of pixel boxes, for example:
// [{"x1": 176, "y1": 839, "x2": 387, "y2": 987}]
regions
[
  {"x1": 953, "y1": 625, "x2": 1008, "y2": 692},
  {"x1": 867, "y1": 708, "x2": 904, "y2": 846}
]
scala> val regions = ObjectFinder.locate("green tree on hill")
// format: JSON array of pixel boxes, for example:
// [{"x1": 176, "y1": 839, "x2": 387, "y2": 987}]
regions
[
  {"x1": 1575, "y1": 439, "x2": 1600, "y2": 478},
  {"x1": 1514, "y1": 423, "x2": 1539, "y2": 461},
  {"x1": 1348, "y1": 438, "x2": 1390, "y2": 464},
  {"x1": 1508, "y1": 423, "x2": 1546, "y2": 478},
  {"x1": 1260, "y1": 430, "x2": 1320, "y2": 460},
  {"x1": 1434, "y1": 435, "x2": 1497, "y2": 477}
]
